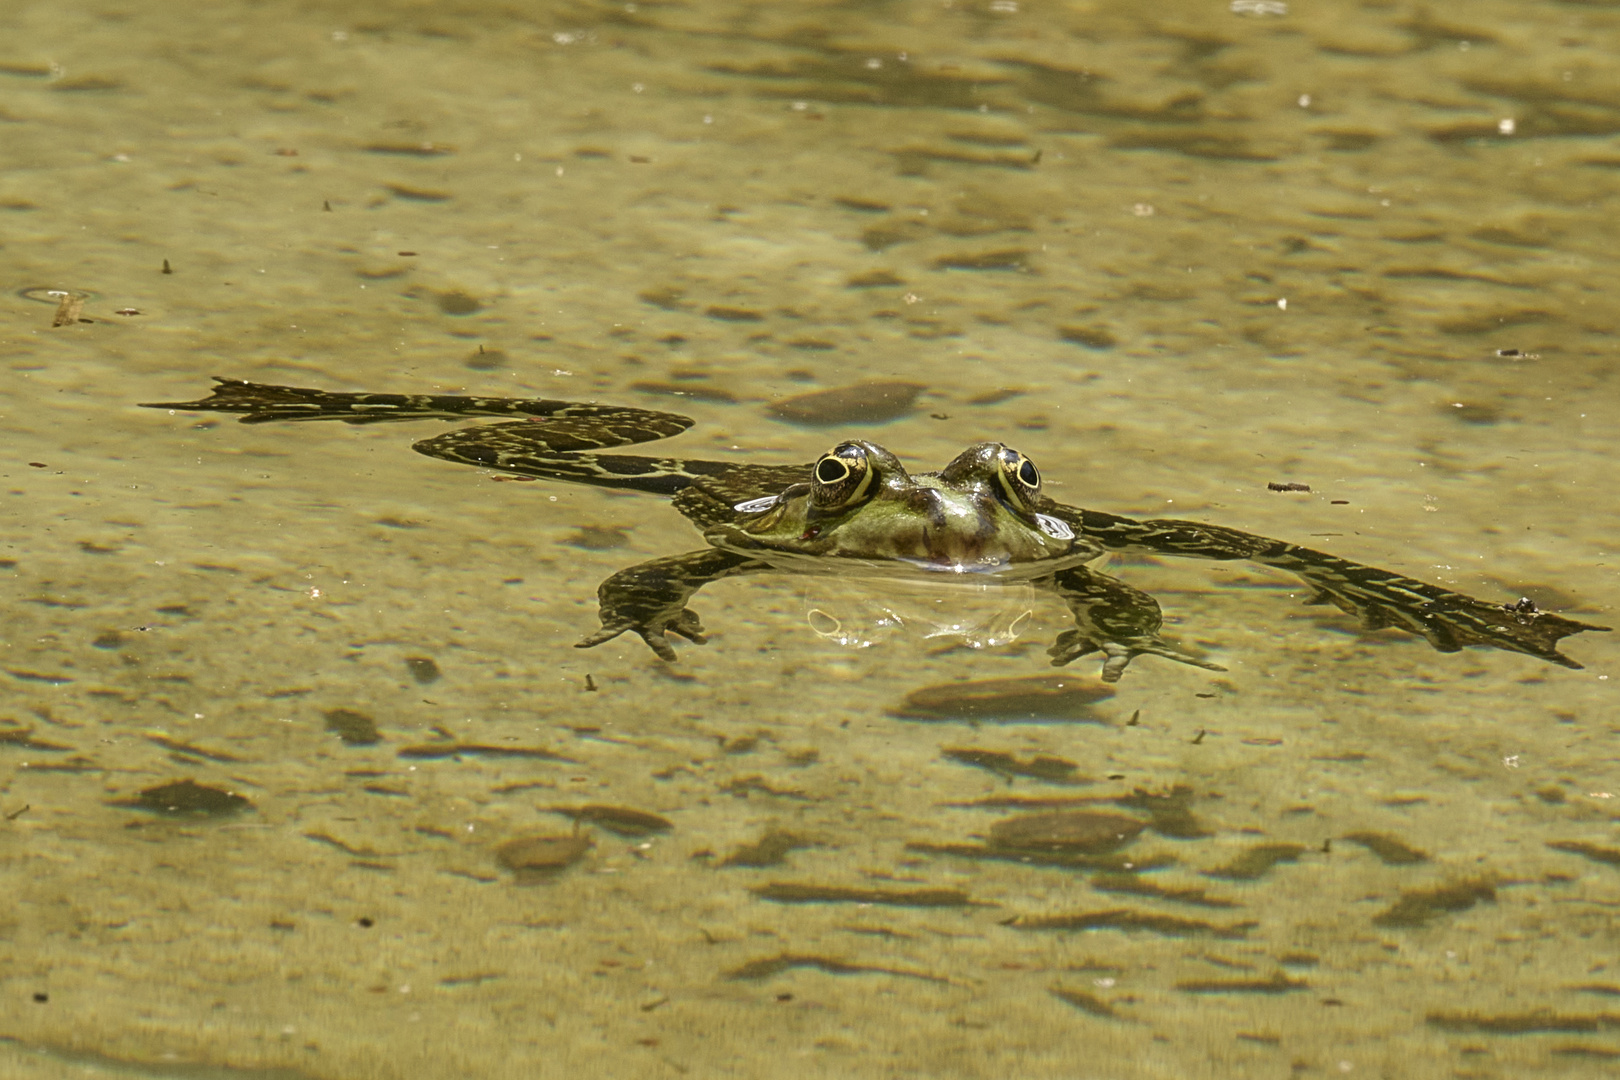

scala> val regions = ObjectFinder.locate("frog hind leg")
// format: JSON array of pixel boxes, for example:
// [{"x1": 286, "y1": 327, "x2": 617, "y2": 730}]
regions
[
  {"x1": 1051, "y1": 507, "x2": 1609, "y2": 670},
  {"x1": 577, "y1": 548, "x2": 771, "y2": 661},
  {"x1": 1284, "y1": 556, "x2": 1611, "y2": 669},
  {"x1": 141, "y1": 377, "x2": 694, "y2": 434},
  {"x1": 1038, "y1": 564, "x2": 1226, "y2": 683}
]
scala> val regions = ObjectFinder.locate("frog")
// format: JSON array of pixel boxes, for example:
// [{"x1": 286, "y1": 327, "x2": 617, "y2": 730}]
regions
[{"x1": 143, "y1": 379, "x2": 1607, "y2": 682}]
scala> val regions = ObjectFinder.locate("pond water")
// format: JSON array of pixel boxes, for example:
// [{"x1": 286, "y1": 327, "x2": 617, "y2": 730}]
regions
[{"x1": 3, "y1": 1, "x2": 1618, "y2": 1077}]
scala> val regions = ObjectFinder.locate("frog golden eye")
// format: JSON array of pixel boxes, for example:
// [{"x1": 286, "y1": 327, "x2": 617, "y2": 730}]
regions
[
  {"x1": 811, "y1": 443, "x2": 874, "y2": 508},
  {"x1": 996, "y1": 447, "x2": 1042, "y2": 511}
]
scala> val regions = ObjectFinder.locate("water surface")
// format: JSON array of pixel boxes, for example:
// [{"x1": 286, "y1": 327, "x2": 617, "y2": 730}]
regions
[{"x1": 2, "y1": 1, "x2": 1618, "y2": 1077}]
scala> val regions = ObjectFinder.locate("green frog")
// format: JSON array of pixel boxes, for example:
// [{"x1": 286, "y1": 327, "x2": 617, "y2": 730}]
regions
[{"x1": 143, "y1": 379, "x2": 1606, "y2": 682}]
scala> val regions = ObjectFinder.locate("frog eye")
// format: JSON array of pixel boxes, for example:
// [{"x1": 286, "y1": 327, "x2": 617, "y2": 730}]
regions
[
  {"x1": 996, "y1": 447, "x2": 1042, "y2": 510},
  {"x1": 811, "y1": 443, "x2": 875, "y2": 508}
]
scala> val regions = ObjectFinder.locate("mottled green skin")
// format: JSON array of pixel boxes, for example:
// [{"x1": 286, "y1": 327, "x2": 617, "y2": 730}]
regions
[{"x1": 143, "y1": 379, "x2": 1608, "y2": 682}]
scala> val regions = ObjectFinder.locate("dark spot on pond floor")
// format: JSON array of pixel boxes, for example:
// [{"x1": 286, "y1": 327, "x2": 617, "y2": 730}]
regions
[
  {"x1": 549, "y1": 804, "x2": 672, "y2": 837},
  {"x1": 496, "y1": 834, "x2": 592, "y2": 880},
  {"x1": 933, "y1": 248, "x2": 1030, "y2": 271},
  {"x1": 724, "y1": 953, "x2": 948, "y2": 984},
  {"x1": 942, "y1": 747, "x2": 1085, "y2": 784},
  {"x1": 751, "y1": 883, "x2": 977, "y2": 907},
  {"x1": 1090, "y1": 872, "x2": 1238, "y2": 909},
  {"x1": 720, "y1": 829, "x2": 813, "y2": 868},
  {"x1": 1342, "y1": 831, "x2": 1427, "y2": 865},
  {"x1": 561, "y1": 525, "x2": 630, "y2": 551},
  {"x1": 1203, "y1": 843, "x2": 1307, "y2": 881},
  {"x1": 765, "y1": 381, "x2": 926, "y2": 426},
  {"x1": 0, "y1": 728, "x2": 74, "y2": 753},
  {"x1": 435, "y1": 290, "x2": 480, "y2": 314},
  {"x1": 1175, "y1": 972, "x2": 1307, "y2": 994},
  {"x1": 1049, "y1": 985, "x2": 1120, "y2": 1018},
  {"x1": 704, "y1": 305, "x2": 763, "y2": 322},
  {"x1": 127, "y1": 779, "x2": 252, "y2": 817},
  {"x1": 397, "y1": 743, "x2": 576, "y2": 763},
  {"x1": 989, "y1": 810, "x2": 1145, "y2": 855},
  {"x1": 465, "y1": 346, "x2": 507, "y2": 371},
  {"x1": 1005, "y1": 908, "x2": 1256, "y2": 939},
  {"x1": 890, "y1": 674, "x2": 1112, "y2": 722},
  {"x1": 906, "y1": 840, "x2": 1173, "y2": 873},
  {"x1": 403, "y1": 656, "x2": 441, "y2": 684},
  {"x1": 1372, "y1": 878, "x2": 1496, "y2": 928},
  {"x1": 1114, "y1": 785, "x2": 1211, "y2": 839},
  {"x1": 1548, "y1": 840, "x2": 1620, "y2": 869},
  {"x1": 1426, "y1": 1011, "x2": 1614, "y2": 1035},
  {"x1": 323, "y1": 708, "x2": 381, "y2": 746},
  {"x1": 1058, "y1": 325, "x2": 1117, "y2": 350}
]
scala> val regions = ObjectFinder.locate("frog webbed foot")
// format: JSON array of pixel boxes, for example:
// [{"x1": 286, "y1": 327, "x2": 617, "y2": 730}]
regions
[
  {"x1": 1047, "y1": 629, "x2": 1225, "y2": 683},
  {"x1": 578, "y1": 606, "x2": 708, "y2": 662},
  {"x1": 1302, "y1": 582, "x2": 1610, "y2": 669},
  {"x1": 574, "y1": 548, "x2": 767, "y2": 662},
  {"x1": 1040, "y1": 564, "x2": 1225, "y2": 683}
]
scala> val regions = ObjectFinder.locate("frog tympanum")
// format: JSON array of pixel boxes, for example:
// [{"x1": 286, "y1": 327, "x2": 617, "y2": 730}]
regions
[{"x1": 143, "y1": 379, "x2": 1606, "y2": 681}]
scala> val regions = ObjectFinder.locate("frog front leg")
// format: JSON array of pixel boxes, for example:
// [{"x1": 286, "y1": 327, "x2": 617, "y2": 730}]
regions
[
  {"x1": 577, "y1": 548, "x2": 772, "y2": 661},
  {"x1": 1037, "y1": 564, "x2": 1226, "y2": 683}
]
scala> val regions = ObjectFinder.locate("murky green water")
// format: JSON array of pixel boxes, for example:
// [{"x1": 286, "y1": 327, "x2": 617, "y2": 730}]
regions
[{"x1": 3, "y1": 1, "x2": 1619, "y2": 1077}]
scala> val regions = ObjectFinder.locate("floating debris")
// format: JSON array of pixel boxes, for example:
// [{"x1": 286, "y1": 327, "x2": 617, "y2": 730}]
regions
[
  {"x1": 496, "y1": 834, "x2": 591, "y2": 879},
  {"x1": 765, "y1": 381, "x2": 926, "y2": 426},
  {"x1": 751, "y1": 882, "x2": 976, "y2": 907},
  {"x1": 323, "y1": 708, "x2": 381, "y2": 746},
  {"x1": 720, "y1": 829, "x2": 814, "y2": 868},
  {"x1": 890, "y1": 675, "x2": 1112, "y2": 722},
  {"x1": 50, "y1": 292, "x2": 85, "y2": 327},
  {"x1": 549, "y1": 804, "x2": 672, "y2": 837},
  {"x1": 1203, "y1": 843, "x2": 1307, "y2": 881},
  {"x1": 1372, "y1": 878, "x2": 1496, "y2": 928},
  {"x1": 941, "y1": 747, "x2": 1085, "y2": 784},
  {"x1": 1342, "y1": 831, "x2": 1427, "y2": 865},
  {"x1": 128, "y1": 779, "x2": 252, "y2": 817},
  {"x1": 989, "y1": 811, "x2": 1145, "y2": 855},
  {"x1": 1266, "y1": 481, "x2": 1311, "y2": 493}
]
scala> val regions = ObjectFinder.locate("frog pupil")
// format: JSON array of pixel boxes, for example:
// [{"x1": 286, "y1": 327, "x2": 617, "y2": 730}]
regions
[
  {"x1": 816, "y1": 458, "x2": 848, "y2": 484},
  {"x1": 1018, "y1": 459, "x2": 1039, "y2": 488}
]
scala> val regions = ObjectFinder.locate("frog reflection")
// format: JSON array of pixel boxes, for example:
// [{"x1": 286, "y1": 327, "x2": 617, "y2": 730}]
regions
[{"x1": 143, "y1": 380, "x2": 1607, "y2": 682}]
